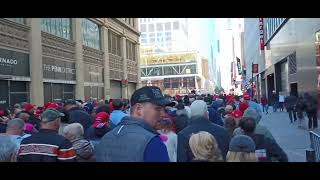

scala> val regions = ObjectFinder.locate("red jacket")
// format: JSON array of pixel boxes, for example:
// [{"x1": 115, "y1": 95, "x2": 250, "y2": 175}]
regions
[{"x1": 261, "y1": 97, "x2": 268, "y2": 105}]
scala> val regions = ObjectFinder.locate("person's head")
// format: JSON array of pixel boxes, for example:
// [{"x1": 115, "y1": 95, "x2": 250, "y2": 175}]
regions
[
  {"x1": 228, "y1": 110, "x2": 243, "y2": 125},
  {"x1": 224, "y1": 117, "x2": 237, "y2": 132},
  {"x1": 225, "y1": 105, "x2": 233, "y2": 114},
  {"x1": 13, "y1": 104, "x2": 21, "y2": 109},
  {"x1": 93, "y1": 112, "x2": 110, "y2": 128},
  {"x1": 243, "y1": 94, "x2": 250, "y2": 102},
  {"x1": 130, "y1": 86, "x2": 171, "y2": 129},
  {"x1": 63, "y1": 99, "x2": 77, "y2": 111},
  {"x1": 158, "y1": 118, "x2": 174, "y2": 133},
  {"x1": 98, "y1": 99, "x2": 105, "y2": 107},
  {"x1": 6, "y1": 118, "x2": 25, "y2": 136},
  {"x1": 0, "y1": 135, "x2": 18, "y2": 162},
  {"x1": 176, "y1": 103, "x2": 187, "y2": 116},
  {"x1": 95, "y1": 104, "x2": 110, "y2": 114},
  {"x1": 234, "y1": 95, "x2": 240, "y2": 101},
  {"x1": 63, "y1": 123, "x2": 84, "y2": 141},
  {"x1": 190, "y1": 100, "x2": 208, "y2": 119},
  {"x1": 243, "y1": 107, "x2": 261, "y2": 124},
  {"x1": 112, "y1": 99, "x2": 124, "y2": 111},
  {"x1": 204, "y1": 96, "x2": 212, "y2": 106},
  {"x1": 17, "y1": 112, "x2": 30, "y2": 122},
  {"x1": 189, "y1": 131, "x2": 223, "y2": 162},
  {"x1": 22, "y1": 103, "x2": 36, "y2": 114},
  {"x1": 227, "y1": 135, "x2": 257, "y2": 162},
  {"x1": 239, "y1": 117, "x2": 256, "y2": 135},
  {"x1": 41, "y1": 108, "x2": 65, "y2": 131}
]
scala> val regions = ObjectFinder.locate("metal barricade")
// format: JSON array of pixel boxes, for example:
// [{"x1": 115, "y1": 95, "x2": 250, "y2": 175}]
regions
[{"x1": 307, "y1": 131, "x2": 320, "y2": 162}]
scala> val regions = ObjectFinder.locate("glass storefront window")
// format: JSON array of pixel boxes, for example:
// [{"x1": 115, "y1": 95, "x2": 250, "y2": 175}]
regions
[
  {"x1": 82, "y1": 19, "x2": 101, "y2": 50},
  {"x1": 41, "y1": 18, "x2": 71, "y2": 40}
]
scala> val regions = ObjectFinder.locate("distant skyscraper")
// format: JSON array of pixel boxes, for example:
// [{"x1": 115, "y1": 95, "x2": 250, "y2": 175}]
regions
[{"x1": 139, "y1": 18, "x2": 188, "y2": 52}]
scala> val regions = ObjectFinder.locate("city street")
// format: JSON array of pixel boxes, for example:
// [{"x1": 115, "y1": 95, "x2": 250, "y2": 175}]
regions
[{"x1": 259, "y1": 109, "x2": 320, "y2": 162}]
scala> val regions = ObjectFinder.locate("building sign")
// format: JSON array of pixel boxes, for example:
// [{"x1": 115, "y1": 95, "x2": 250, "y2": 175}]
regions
[
  {"x1": 259, "y1": 18, "x2": 265, "y2": 50},
  {"x1": 252, "y1": 64, "x2": 259, "y2": 73},
  {"x1": 43, "y1": 58, "x2": 76, "y2": 81},
  {"x1": 0, "y1": 48, "x2": 30, "y2": 77}
]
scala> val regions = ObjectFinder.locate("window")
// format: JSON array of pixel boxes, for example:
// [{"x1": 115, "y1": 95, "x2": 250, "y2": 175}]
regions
[
  {"x1": 156, "y1": 23, "x2": 163, "y2": 31},
  {"x1": 173, "y1": 21, "x2": 179, "y2": 30},
  {"x1": 165, "y1": 22, "x2": 171, "y2": 30},
  {"x1": 41, "y1": 18, "x2": 71, "y2": 40},
  {"x1": 126, "y1": 40, "x2": 136, "y2": 61},
  {"x1": 148, "y1": 24, "x2": 155, "y2": 32},
  {"x1": 149, "y1": 33, "x2": 155, "y2": 43},
  {"x1": 157, "y1": 33, "x2": 163, "y2": 42},
  {"x1": 108, "y1": 30, "x2": 122, "y2": 56},
  {"x1": 82, "y1": 19, "x2": 101, "y2": 49},
  {"x1": 140, "y1": 24, "x2": 147, "y2": 32},
  {"x1": 165, "y1": 32, "x2": 171, "y2": 41},
  {"x1": 5, "y1": 18, "x2": 26, "y2": 25}
]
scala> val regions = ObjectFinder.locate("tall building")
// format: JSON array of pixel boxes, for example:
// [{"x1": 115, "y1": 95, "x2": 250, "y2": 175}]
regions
[
  {"x1": 214, "y1": 18, "x2": 244, "y2": 94},
  {"x1": 244, "y1": 18, "x2": 319, "y2": 101},
  {"x1": 0, "y1": 18, "x2": 140, "y2": 108},
  {"x1": 139, "y1": 18, "x2": 188, "y2": 52}
]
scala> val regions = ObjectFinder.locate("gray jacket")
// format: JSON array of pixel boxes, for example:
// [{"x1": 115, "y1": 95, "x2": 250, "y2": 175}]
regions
[{"x1": 95, "y1": 116, "x2": 158, "y2": 162}]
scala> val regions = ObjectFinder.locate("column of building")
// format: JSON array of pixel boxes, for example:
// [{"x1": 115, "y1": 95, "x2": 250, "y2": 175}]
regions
[
  {"x1": 74, "y1": 18, "x2": 85, "y2": 100},
  {"x1": 121, "y1": 35, "x2": 128, "y2": 99},
  {"x1": 102, "y1": 21, "x2": 111, "y2": 101},
  {"x1": 136, "y1": 43, "x2": 142, "y2": 89},
  {"x1": 29, "y1": 18, "x2": 44, "y2": 106}
]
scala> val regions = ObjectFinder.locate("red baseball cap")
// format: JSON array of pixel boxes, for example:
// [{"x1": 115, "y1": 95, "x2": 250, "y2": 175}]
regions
[
  {"x1": 47, "y1": 103, "x2": 62, "y2": 109},
  {"x1": 23, "y1": 103, "x2": 36, "y2": 112},
  {"x1": 243, "y1": 94, "x2": 250, "y2": 100},
  {"x1": 230, "y1": 110, "x2": 243, "y2": 118},
  {"x1": 93, "y1": 112, "x2": 110, "y2": 128}
]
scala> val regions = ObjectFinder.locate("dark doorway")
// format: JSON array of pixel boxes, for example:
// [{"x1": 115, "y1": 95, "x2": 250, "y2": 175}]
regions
[{"x1": 290, "y1": 83, "x2": 298, "y2": 97}]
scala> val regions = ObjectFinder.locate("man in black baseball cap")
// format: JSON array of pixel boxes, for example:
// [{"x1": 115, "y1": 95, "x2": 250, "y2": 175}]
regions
[{"x1": 95, "y1": 86, "x2": 170, "y2": 162}]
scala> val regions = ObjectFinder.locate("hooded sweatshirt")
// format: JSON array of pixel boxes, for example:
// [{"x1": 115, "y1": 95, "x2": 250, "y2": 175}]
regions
[{"x1": 233, "y1": 107, "x2": 275, "y2": 141}]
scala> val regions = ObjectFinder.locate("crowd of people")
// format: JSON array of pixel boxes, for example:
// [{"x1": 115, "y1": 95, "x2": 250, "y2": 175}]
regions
[{"x1": 2, "y1": 85, "x2": 315, "y2": 162}]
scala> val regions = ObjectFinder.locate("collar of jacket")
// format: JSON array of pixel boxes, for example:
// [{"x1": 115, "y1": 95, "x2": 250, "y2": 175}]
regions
[
  {"x1": 39, "y1": 128, "x2": 58, "y2": 133},
  {"x1": 189, "y1": 116, "x2": 211, "y2": 125},
  {"x1": 120, "y1": 116, "x2": 159, "y2": 135}
]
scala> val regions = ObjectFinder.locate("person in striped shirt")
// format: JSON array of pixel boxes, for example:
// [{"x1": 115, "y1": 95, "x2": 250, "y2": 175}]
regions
[{"x1": 17, "y1": 108, "x2": 76, "y2": 162}]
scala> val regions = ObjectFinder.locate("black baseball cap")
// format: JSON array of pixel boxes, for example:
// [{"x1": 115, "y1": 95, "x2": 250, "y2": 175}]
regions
[{"x1": 130, "y1": 86, "x2": 172, "y2": 107}]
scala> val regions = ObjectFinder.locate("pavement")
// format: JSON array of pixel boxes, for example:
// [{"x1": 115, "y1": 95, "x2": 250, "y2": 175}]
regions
[{"x1": 259, "y1": 108, "x2": 320, "y2": 162}]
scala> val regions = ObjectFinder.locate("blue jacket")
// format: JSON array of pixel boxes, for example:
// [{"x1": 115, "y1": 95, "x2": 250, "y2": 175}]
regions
[{"x1": 208, "y1": 106, "x2": 224, "y2": 126}]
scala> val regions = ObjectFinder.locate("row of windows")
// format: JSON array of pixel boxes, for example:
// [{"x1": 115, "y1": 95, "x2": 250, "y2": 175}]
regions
[
  {"x1": 140, "y1": 32, "x2": 172, "y2": 44},
  {"x1": 108, "y1": 30, "x2": 122, "y2": 56},
  {"x1": 141, "y1": 65, "x2": 197, "y2": 77},
  {"x1": 139, "y1": 18, "x2": 157, "y2": 23},
  {"x1": 5, "y1": 18, "x2": 137, "y2": 56},
  {"x1": 122, "y1": 18, "x2": 135, "y2": 27},
  {"x1": 140, "y1": 21, "x2": 179, "y2": 32},
  {"x1": 265, "y1": 18, "x2": 287, "y2": 41},
  {"x1": 126, "y1": 40, "x2": 136, "y2": 60}
]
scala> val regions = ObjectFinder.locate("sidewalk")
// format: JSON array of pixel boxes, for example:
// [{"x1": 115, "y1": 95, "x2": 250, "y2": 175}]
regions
[{"x1": 259, "y1": 110, "x2": 319, "y2": 162}]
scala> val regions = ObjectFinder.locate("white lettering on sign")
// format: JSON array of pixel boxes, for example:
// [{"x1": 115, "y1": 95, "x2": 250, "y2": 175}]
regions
[
  {"x1": 0, "y1": 57, "x2": 18, "y2": 66},
  {"x1": 0, "y1": 100, "x2": 7, "y2": 104},
  {"x1": 259, "y1": 18, "x2": 264, "y2": 50},
  {"x1": 43, "y1": 64, "x2": 76, "y2": 74}
]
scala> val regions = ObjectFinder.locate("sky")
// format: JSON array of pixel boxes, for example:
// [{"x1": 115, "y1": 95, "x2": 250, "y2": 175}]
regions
[{"x1": 187, "y1": 18, "x2": 216, "y2": 59}]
